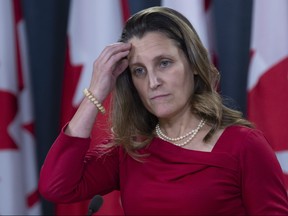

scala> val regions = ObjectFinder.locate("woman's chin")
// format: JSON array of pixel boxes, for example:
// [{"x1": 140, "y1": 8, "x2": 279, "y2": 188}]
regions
[{"x1": 152, "y1": 108, "x2": 175, "y2": 119}]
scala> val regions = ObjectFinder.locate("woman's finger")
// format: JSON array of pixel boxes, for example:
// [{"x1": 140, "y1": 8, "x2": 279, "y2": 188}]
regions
[
  {"x1": 113, "y1": 58, "x2": 129, "y2": 77},
  {"x1": 99, "y1": 43, "x2": 131, "y2": 64}
]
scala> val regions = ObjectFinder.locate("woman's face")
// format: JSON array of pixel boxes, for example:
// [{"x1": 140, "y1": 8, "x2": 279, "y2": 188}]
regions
[{"x1": 128, "y1": 32, "x2": 195, "y2": 120}]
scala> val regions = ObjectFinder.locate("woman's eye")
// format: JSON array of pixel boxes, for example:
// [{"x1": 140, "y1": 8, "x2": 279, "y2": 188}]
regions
[
  {"x1": 133, "y1": 67, "x2": 146, "y2": 77},
  {"x1": 160, "y1": 59, "x2": 171, "y2": 68}
]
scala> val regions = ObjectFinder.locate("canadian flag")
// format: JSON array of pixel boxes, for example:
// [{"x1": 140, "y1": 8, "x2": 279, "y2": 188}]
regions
[
  {"x1": 247, "y1": 0, "x2": 288, "y2": 188},
  {"x1": 0, "y1": 0, "x2": 41, "y2": 215},
  {"x1": 56, "y1": 0, "x2": 129, "y2": 215},
  {"x1": 161, "y1": 0, "x2": 214, "y2": 58}
]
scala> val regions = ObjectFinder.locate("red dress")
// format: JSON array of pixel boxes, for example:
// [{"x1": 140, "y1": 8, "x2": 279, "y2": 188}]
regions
[{"x1": 39, "y1": 125, "x2": 288, "y2": 215}]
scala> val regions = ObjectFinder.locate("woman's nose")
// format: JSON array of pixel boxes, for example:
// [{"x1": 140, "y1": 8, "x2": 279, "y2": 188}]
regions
[{"x1": 148, "y1": 72, "x2": 161, "y2": 89}]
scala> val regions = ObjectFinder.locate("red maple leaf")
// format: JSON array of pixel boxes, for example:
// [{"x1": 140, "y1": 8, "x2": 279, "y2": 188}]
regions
[
  {"x1": 0, "y1": 90, "x2": 18, "y2": 150},
  {"x1": 22, "y1": 121, "x2": 35, "y2": 136}
]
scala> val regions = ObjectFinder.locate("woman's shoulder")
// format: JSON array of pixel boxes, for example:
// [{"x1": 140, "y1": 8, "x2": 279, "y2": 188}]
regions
[
  {"x1": 223, "y1": 125, "x2": 265, "y2": 141},
  {"x1": 216, "y1": 125, "x2": 271, "y2": 153}
]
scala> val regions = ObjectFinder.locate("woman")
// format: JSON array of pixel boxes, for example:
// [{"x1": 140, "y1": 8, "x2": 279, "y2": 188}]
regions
[{"x1": 39, "y1": 6, "x2": 288, "y2": 215}]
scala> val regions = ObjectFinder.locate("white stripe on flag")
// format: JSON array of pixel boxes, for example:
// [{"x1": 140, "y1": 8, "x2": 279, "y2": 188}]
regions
[{"x1": 276, "y1": 151, "x2": 288, "y2": 174}]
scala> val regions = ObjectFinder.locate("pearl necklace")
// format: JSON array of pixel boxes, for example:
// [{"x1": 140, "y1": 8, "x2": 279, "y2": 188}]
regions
[{"x1": 155, "y1": 119, "x2": 206, "y2": 147}]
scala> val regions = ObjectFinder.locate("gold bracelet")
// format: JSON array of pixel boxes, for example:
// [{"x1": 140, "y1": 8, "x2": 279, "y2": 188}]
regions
[{"x1": 83, "y1": 88, "x2": 106, "y2": 114}]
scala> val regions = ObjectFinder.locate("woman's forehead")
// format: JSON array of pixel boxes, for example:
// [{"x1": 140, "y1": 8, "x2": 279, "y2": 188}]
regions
[{"x1": 127, "y1": 32, "x2": 180, "y2": 63}]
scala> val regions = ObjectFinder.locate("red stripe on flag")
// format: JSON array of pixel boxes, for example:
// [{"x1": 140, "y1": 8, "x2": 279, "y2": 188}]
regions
[
  {"x1": 121, "y1": 0, "x2": 130, "y2": 22},
  {"x1": 12, "y1": 0, "x2": 24, "y2": 91},
  {"x1": 204, "y1": 0, "x2": 212, "y2": 11},
  {"x1": 60, "y1": 39, "x2": 83, "y2": 127},
  {"x1": 12, "y1": 0, "x2": 22, "y2": 23},
  {"x1": 247, "y1": 57, "x2": 288, "y2": 151}
]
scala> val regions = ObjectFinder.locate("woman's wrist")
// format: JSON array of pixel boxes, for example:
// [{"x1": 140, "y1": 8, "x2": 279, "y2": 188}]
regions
[
  {"x1": 64, "y1": 97, "x2": 99, "y2": 138},
  {"x1": 83, "y1": 88, "x2": 106, "y2": 114}
]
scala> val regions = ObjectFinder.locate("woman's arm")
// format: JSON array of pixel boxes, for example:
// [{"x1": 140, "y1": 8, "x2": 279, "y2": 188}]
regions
[
  {"x1": 66, "y1": 42, "x2": 131, "y2": 138},
  {"x1": 38, "y1": 43, "x2": 131, "y2": 203},
  {"x1": 241, "y1": 129, "x2": 288, "y2": 214},
  {"x1": 38, "y1": 128, "x2": 120, "y2": 203}
]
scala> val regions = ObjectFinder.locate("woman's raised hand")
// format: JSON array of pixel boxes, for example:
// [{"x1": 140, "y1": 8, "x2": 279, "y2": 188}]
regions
[
  {"x1": 88, "y1": 42, "x2": 131, "y2": 102},
  {"x1": 65, "y1": 43, "x2": 131, "y2": 137}
]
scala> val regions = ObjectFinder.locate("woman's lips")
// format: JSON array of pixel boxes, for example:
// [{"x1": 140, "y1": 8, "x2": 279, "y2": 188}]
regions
[{"x1": 150, "y1": 94, "x2": 170, "y2": 100}]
